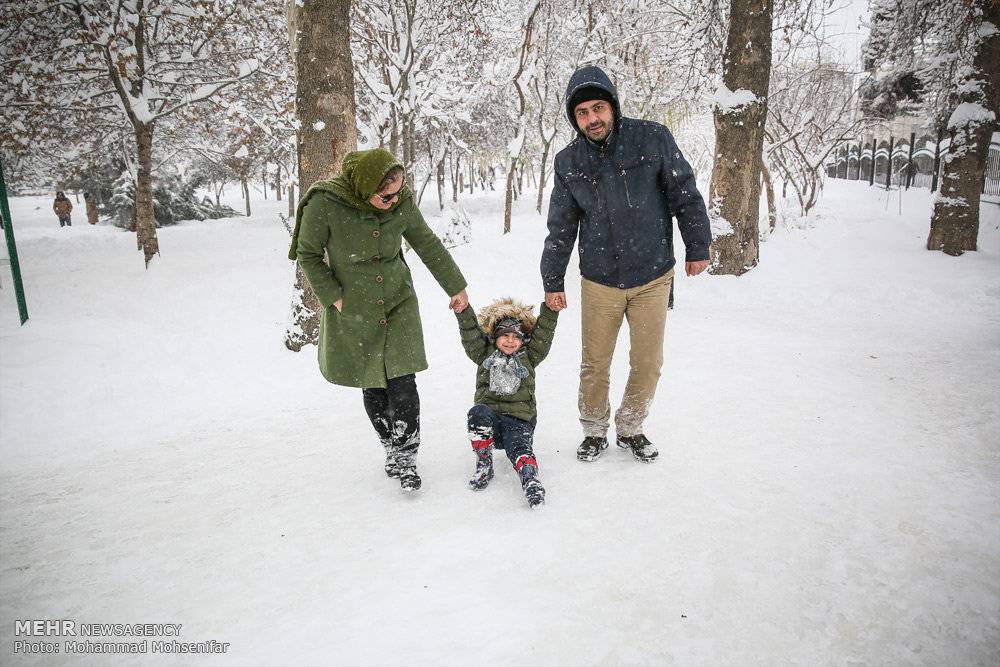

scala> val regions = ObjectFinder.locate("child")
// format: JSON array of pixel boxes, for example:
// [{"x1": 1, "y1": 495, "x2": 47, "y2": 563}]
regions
[{"x1": 455, "y1": 298, "x2": 559, "y2": 507}]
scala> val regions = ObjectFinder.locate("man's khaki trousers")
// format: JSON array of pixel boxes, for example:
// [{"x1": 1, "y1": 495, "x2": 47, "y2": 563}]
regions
[{"x1": 579, "y1": 269, "x2": 674, "y2": 438}]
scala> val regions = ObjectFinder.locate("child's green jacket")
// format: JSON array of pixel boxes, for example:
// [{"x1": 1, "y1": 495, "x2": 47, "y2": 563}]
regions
[{"x1": 455, "y1": 303, "x2": 559, "y2": 422}]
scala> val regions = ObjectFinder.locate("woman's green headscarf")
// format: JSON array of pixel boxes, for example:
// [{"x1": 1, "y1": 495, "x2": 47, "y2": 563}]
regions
[{"x1": 288, "y1": 148, "x2": 409, "y2": 260}]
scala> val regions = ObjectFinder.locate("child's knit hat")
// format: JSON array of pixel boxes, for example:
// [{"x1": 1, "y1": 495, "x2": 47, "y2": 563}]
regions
[{"x1": 493, "y1": 317, "x2": 525, "y2": 340}]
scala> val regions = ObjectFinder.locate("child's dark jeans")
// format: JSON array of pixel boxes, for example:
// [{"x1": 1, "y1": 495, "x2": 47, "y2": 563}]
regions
[{"x1": 467, "y1": 404, "x2": 536, "y2": 468}]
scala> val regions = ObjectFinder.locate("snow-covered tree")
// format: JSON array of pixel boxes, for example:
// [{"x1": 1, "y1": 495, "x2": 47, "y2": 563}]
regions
[
  {"x1": 351, "y1": 0, "x2": 490, "y2": 178},
  {"x1": 707, "y1": 0, "x2": 773, "y2": 276},
  {"x1": 766, "y1": 61, "x2": 871, "y2": 219},
  {"x1": 502, "y1": 0, "x2": 544, "y2": 234},
  {"x1": 863, "y1": 0, "x2": 999, "y2": 255},
  {"x1": 284, "y1": 0, "x2": 358, "y2": 352},
  {"x1": 2, "y1": 0, "x2": 285, "y2": 266}
]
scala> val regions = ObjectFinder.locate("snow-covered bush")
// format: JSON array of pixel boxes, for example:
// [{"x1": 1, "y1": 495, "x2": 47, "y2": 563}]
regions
[{"x1": 105, "y1": 171, "x2": 238, "y2": 229}]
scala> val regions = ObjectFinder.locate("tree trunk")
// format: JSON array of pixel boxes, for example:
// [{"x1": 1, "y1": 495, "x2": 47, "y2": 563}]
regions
[
  {"x1": 452, "y1": 153, "x2": 460, "y2": 203},
  {"x1": 242, "y1": 177, "x2": 251, "y2": 216},
  {"x1": 276, "y1": 166, "x2": 282, "y2": 201},
  {"x1": 417, "y1": 172, "x2": 432, "y2": 207},
  {"x1": 804, "y1": 171, "x2": 818, "y2": 215},
  {"x1": 927, "y1": 2, "x2": 998, "y2": 255},
  {"x1": 134, "y1": 122, "x2": 159, "y2": 266},
  {"x1": 390, "y1": 108, "x2": 400, "y2": 157},
  {"x1": 503, "y1": 159, "x2": 516, "y2": 233},
  {"x1": 536, "y1": 139, "x2": 552, "y2": 214},
  {"x1": 707, "y1": 0, "x2": 772, "y2": 276},
  {"x1": 288, "y1": 184, "x2": 295, "y2": 219},
  {"x1": 285, "y1": 0, "x2": 358, "y2": 352},
  {"x1": 262, "y1": 164, "x2": 268, "y2": 199},
  {"x1": 406, "y1": 116, "x2": 416, "y2": 190},
  {"x1": 761, "y1": 161, "x2": 777, "y2": 232},
  {"x1": 437, "y1": 151, "x2": 446, "y2": 211}
]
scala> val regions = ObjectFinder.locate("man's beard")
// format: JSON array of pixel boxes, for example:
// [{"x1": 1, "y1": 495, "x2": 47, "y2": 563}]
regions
[{"x1": 585, "y1": 121, "x2": 610, "y2": 142}]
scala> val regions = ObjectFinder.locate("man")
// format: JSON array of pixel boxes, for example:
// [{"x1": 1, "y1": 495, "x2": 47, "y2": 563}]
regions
[
  {"x1": 53, "y1": 191, "x2": 73, "y2": 227},
  {"x1": 540, "y1": 65, "x2": 711, "y2": 464}
]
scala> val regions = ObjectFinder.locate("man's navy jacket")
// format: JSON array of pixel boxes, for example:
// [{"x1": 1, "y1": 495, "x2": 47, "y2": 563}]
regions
[{"x1": 540, "y1": 66, "x2": 712, "y2": 292}]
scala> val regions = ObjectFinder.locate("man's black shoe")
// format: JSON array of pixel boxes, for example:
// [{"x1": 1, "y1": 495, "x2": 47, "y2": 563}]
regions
[
  {"x1": 577, "y1": 436, "x2": 609, "y2": 462},
  {"x1": 617, "y1": 434, "x2": 659, "y2": 463}
]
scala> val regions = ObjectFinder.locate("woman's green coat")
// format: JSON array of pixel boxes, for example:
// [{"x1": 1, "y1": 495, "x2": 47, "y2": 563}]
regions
[{"x1": 291, "y1": 149, "x2": 467, "y2": 389}]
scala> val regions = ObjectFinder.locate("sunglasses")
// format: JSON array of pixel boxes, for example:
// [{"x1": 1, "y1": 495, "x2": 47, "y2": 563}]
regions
[{"x1": 377, "y1": 185, "x2": 404, "y2": 204}]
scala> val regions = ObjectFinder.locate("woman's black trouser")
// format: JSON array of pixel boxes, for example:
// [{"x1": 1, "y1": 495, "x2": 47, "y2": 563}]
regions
[{"x1": 361, "y1": 374, "x2": 419, "y2": 465}]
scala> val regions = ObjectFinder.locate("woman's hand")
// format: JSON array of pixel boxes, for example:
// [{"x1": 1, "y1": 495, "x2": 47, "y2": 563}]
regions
[
  {"x1": 334, "y1": 299, "x2": 343, "y2": 312},
  {"x1": 449, "y1": 289, "x2": 469, "y2": 313}
]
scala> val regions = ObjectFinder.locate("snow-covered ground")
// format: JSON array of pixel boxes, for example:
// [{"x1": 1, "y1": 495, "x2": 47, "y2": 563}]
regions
[{"x1": 1, "y1": 181, "x2": 998, "y2": 666}]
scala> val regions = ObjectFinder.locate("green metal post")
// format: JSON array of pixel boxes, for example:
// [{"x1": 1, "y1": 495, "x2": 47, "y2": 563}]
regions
[{"x1": 0, "y1": 159, "x2": 29, "y2": 324}]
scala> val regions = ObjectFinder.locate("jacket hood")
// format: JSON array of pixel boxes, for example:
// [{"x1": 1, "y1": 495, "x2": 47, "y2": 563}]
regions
[
  {"x1": 564, "y1": 65, "x2": 621, "y2": 137},
  {"x1": 288, "y1": 148, "x2": 409, "y2": 260},
  {"x1": 478, "y1": 298, "x2": 537, "y2": 338}
]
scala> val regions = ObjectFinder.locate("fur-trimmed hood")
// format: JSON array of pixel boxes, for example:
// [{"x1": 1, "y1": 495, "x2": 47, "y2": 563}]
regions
[{"x1": 477, "y1": 298, "x2": 536, "y2": 337}]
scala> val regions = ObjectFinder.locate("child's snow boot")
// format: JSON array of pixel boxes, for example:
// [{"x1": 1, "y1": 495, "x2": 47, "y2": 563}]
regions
[
  {"x1": 469, "y1": 438, "x2": 495, "y2": 490},
  {"x1": 517, "y1": 457, "x2": 545, "y2": 508}
]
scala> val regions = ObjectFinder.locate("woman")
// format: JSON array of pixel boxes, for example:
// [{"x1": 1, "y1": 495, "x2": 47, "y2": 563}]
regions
[{"x1": 289, "y1": 148, "x2": 468, "y2": 491}]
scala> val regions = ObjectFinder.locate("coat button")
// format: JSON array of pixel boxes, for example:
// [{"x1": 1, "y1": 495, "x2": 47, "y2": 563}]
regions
[
  {"x1": 619, "y1": 283, "x2": 625, "y2": 288},
  {"x1": 372, "y1": 230, "x2": 381, "y2": 238},
  {"x1": 376, "y1": 299, "x2": 385, "y2": 306},
  {"x1": 379, "y1": 318, "x2": 387, "y2": 326},
  {"x1": 375, "y1": 275, "x2": 383, "y2": 283},
  {"x1": 372, "y1": 255, "x2": 380, "y2": 262}
]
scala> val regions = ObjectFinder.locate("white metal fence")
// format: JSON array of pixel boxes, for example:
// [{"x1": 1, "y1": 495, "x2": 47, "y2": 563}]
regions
[{"x1": 825, "y1": 133, "x2": 1000, "y2": 204}]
